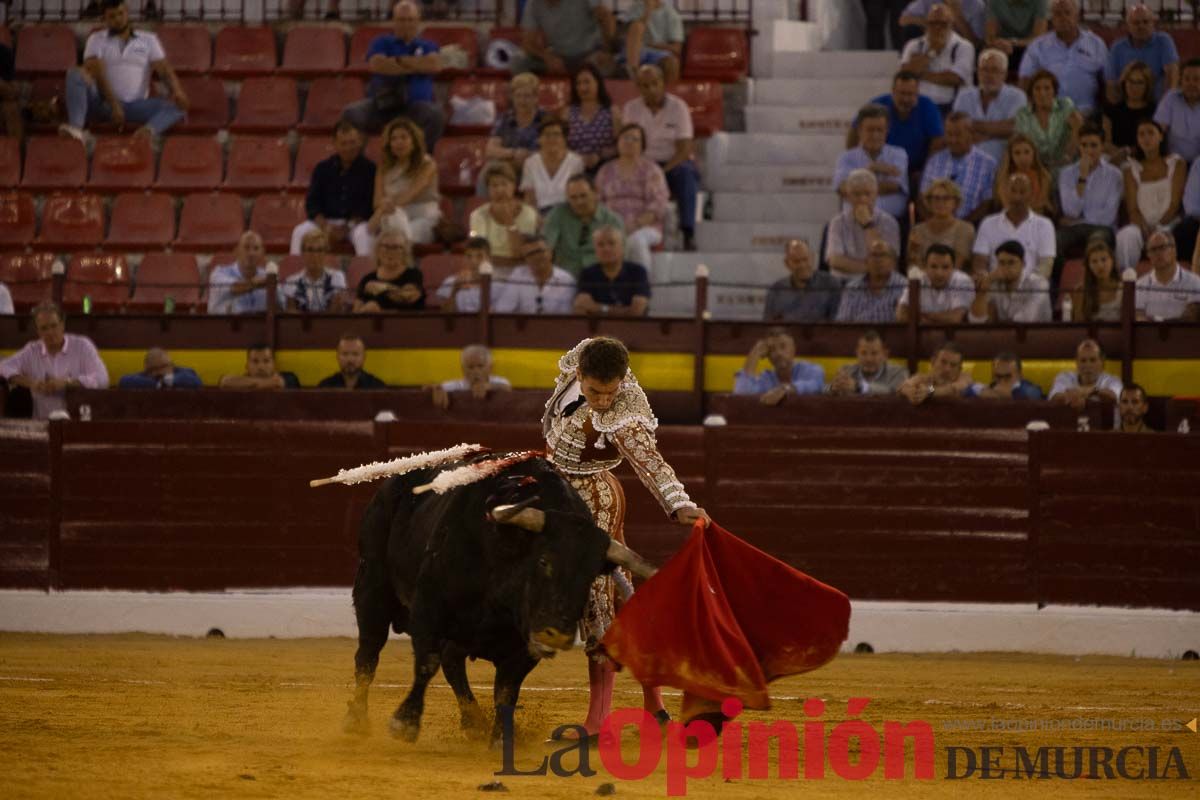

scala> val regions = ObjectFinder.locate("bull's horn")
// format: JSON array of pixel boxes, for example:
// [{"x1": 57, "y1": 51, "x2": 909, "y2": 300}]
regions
[
  {"x1": 492, "y1": 504, "x2": 546, "y2": 533},
  {"x1": 606, "y1": 539, "x2": 657, "y2": 581}
]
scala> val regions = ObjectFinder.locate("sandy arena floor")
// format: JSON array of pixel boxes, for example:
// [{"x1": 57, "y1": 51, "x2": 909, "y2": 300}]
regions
[{"x1": 0, "y1": 634, "x2": 1196, "y2": 799}]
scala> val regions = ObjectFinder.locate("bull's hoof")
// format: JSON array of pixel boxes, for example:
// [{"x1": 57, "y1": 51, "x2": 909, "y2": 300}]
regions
[
  {"x1": 461, "y1": 709, "x2": 489, "y2": 741},
  {"x1": 343, "y1": 701, "x2": 369, "y2": 736},
  {"x1": 389, "y1": 714, "x2": 420, "y2": 742}
]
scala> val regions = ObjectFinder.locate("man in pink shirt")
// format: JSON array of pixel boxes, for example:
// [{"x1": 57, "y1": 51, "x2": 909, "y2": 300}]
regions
[{"x1": 0, "y1": 302, "x2": 109, "y2": 419}]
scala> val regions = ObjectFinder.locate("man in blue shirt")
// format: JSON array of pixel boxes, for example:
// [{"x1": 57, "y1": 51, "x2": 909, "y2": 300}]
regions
[
  {"x1": 834, "y1": 103, "x2": 910, "y2": 221},
  {"x1": 871, "y1": 70, "x2": 945, "y2": 173},
  {"x1": 1054, "y1": 122, "x2": 1120, "y2": 284},
  {"x1": 919, "y1": 111, "x2": 996, "y2": 221},
  {"x1": 291, "y1": 121, "x2": 377, "y2": 256},
  {"x1": 1017, "y1": 0, "x2": 1107, "y2": 114},
  {"x1": 953, "y1": 48, "x2": 1027, "y2": 164},
  {"x1": 573, "y1": 226, "x2": 651, "y2": 316},
  {"x1": 1104, "y1": 3, "x2": 1179, "y2": 104},
  {"x1": 733, "y1": 327, "x2": 824, "y2": 406},
  {"x1": 342, "y1": 1, "x2": 444, "y2": 148},
  {"x1": 118, "y1": 347, "x2": 202, "y2": 389},
  {"x1": 1153, "y1": 58, "x2": 1200, "y2": 163},
  {"x1": 967, "y1": 352, "x2": 1045, "y2": 400}
]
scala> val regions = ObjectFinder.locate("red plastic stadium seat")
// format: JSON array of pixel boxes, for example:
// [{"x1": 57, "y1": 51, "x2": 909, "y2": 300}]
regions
[
  {"x1": 174, "y1": 76, "x2": 230, "y2": 132},
  {"x1": 107, "y1": 192, "x2": 176, "y2": 249},
  {"x1": 0, "y1": 25, "x2": 10, "y2": 47},
  {"x1": 417, "y1": 252, "x2": 459, "y2": 295},
  {"x1": 89, "y1": 135, "x2": 155, "y2": 191},
  {"x1": 224, "y1": 137, "x2": 291, "y2": 192},
  {"x1": 249, "y1": 193, "x2": 306, "y2": 252},
  {"x1": 0, "y1": 253, "x2": 56, "y2": 308},
  {"x1": 683, "y1": 27, "x2": 749, "y2": 82},
  {"x1": 63, "y1": 253, "x2": 130, "y2": 312},
  {"x1": 346, "y1": 255, "x2": 373, "y2": 290},
  {"x1": 422, "y1": 26, "x2": 479, "y2": 75},
  {"x1": 291, "y1": 135, "x2": 335, "y2": 190},
  {"x1": 539, "y1": 78, "x2": 570, "y2": 114},
  {"x1": 446, "y1": 76, "x2": 509, "y2": 135},
  {"x1": 299, "y1": 77, "x2": 364, "y2": 133},
  {"x1": 212, "y1": 26, "x2": 277, "y2": 77},
  {"x1": 433, "y1": 135, "x2": 487, "y2": 196},
  {"x1": 157, "y1": 24, "x2": 212, "y2": 74},
  {"x1": 14, "y1": 26, "x2": 77, "y2": 77},
  {"x1": 157, "y1": 136, "x2": 223, "y2": 191},
  {"x1": 606, "y1": 79, "x2": 639, "y2": 110},
  {"x1": 0, "y1": 138, "x2": 19, "y2": 187},
  {"x1": 347, "y1": 26, "x2": 390, "y2": 76},
  {"x1": 174, "y1": 192, "x2": 245, "y2": 251},
  {"x1": 0, "y1": 191, "x2": 37, "y2": 249},
  {"x1": 280, "y1": 25, "x2": 346, "y2": 76},
  {"x1": 231, "y1": 76, "x2": 299, "y2": 133},
  {"x1": 21, "y1": 135, "x2": 87, "y2": 190},
  {"x1": 673, "y1": 80, "x2": 725, "y2": 137},
  {"x1": 1171, "y1": 29, "x2": 1200, "y2": 60},
  {"x1": 38, "y1": 193, "x2": 105, "y2": 249},
  {"x1": 130, "y1": 253, "x2": 203, "y2": 312}
]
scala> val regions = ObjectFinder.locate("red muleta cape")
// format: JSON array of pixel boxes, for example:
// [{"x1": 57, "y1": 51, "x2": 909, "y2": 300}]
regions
[{"x1": 602, "y1": 520, "x2": 851, "y2": 710}]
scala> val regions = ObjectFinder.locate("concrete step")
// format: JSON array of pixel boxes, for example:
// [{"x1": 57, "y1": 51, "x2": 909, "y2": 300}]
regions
[
  {"x1": 648, "y1": 251, "x2": 790, "y2": 320},
  {"x1": 744, "y1": 104, "x2": 858, "y2": 135},
  {"x1": 695, "y1": 220, "x2": 825, "y2": 253},
  {"x1": 752, "y1": 77, "x2": 890, "y2": 107},
  {"x1": 706, "y1": 132, "x2": 845, "y2": 168},
  {"x1": 769, "y1": 50, "x2": 899, "y2": 80},
  {"x1": 705, "y1": 163, "x2": 834, "y2": 194},
  {"x1": 711, "y1": 192, "x2": 839, "y2": 223},
  {"x1": 752, "y1": 19, "x2": 822, "y2": 77}
]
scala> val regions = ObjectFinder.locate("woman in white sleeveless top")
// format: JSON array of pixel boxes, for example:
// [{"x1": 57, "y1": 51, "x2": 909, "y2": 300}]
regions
[{"x1": 1115, "y1": 120, "x2": 1186, "y2": 271}]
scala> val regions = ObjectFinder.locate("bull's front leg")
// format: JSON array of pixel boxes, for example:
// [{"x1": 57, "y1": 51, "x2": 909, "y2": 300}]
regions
[
  {"x1": 440, "y1": 643, "x2": 488, "y2": 740},
  {"x1": 490, "y1": 653, "x2": 538, "y2": 748},
  {"x1": 391, "y1": 643, "x2": 442, "y2": 742}
]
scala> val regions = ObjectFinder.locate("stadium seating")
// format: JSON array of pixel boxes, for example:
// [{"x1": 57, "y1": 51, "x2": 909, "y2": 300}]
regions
[
  {"x1": 249, "y1": 193, "x2": 307, "y2": 252},
  {"x1": 224, "y1": 137, "x2": 291, "y2": 192},
  {"x1": 346, "y1": 255, "x2": 373, "y2": 291},
  {"x1": 433, "y1": 136, "x2": 487, "y2": 196},
  {"x1": 212, "y1": 26, "x2": 277, "y2": 77},
  {"x1": 280, "y1": 25, "x2": 347, "y2": 76},
  {"x1": 683, "y1": 28, "x2": 749, "y2": 82},
  {"x1": 0, "y1": 252, "x2": 56, "y2": 308},
  {"x1": 38, "y1": 193, "x2": 105, "y2": 250},
  {"x1": 230, "y1": 77, "x2": 300, "y2": 133},
  {"x1": 174, "y1": 193, "x2": 245, "y2": 251},
  {"x1": 106, "y1": 192, "x2": 177, "y2": 250},
  {"x1": 14, "y1": 25, "x2": 77, "y2": 77},
  {"x1": 174, "y1": 77, "x2": 231, "y2": 132},
  {"x1": 63, "y1": 254, "x2": 131, "y2": 312},
  {"x1": 157, "y1": 136, "x2": 224, "y2": 191},
  {"x1": 606, "y1": 79, "x2": 639, "y2": 110},
  {"x1": 0, "y1": 137, "x2": 18, "y2": 187},
  {"x1": 422, "y1": 26, "x2": 480, "y2": 75},
  {"x1": 417, "y1": 252, "x2": 458, "y2": 296},
  {"x1": 129, "y1": 253, "x2": 203, "y2": 312},
  {"x1": 0, "y1": 192, "x2": 37, "y2": 249},
  {"x1": 673, "y1": 81, "x2": 725, "y2": 137},
  {"x1": 21, "y1": 136, "x2": 87, "y2": 190},
  {"x1": 156, "y1": 24, "x2": 212, "y2": 74},
  {"x1": 299, "y1": 77, "x2": 365, "y2": 133},
  {"x1": 89, "y1": 135, "x2": 155, "y2": 191},
  {"x1": 347, "y1": 26, "x2": 390, "y2": 76},
  {"x1": 445, "y1": 76, "x2": 509, "y2": 134},
  {"x1": 291, "y1": 136, "x2": 336, "y2": 190},
  {"x1": 539, "y1": 78, "x2": 570, "y2": 113}
]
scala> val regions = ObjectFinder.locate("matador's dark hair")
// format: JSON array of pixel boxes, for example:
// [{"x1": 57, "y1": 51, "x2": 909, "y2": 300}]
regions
[{"x1": 578, "y1": 337, "x2": 629, "y2": 383}]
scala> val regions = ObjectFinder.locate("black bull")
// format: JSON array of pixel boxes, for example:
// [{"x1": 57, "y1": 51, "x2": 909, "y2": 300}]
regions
[{"x1": 343, "y1": 457, "x2": 656, "y2": 743}]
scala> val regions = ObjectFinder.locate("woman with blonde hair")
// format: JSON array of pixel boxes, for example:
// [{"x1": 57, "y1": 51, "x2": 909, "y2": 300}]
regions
[
  {"x1": 1102, "y1": 60, "x2": 1155, "y2": 165},
  {"x1": 371, "y1": 116, "x2": 441, "y2": 245},
  {"x1": 1071, "y1": 238, "x2": 1122, "y2": 322},
  {"x1": 484, "y1": 72, "x2": 545, "y2": 175},
  {"x1": 907, "y1": 178, "x2": 975, "y2": 269},
  {"x1": 468, "y1": 161, "x2": 539, "y2": 267},
  {"x1": 994, "y1": 133, "x2": 1055, "y2": 217}
]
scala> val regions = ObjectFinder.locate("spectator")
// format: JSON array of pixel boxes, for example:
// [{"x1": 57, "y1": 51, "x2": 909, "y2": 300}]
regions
[
  {"x1": 897, "y1": 242, "x2": 976, "y2": 322},
  {"x1": 521, "y1": 118, "x2": 586, "y2": 213},
  {"x1": 1153, "y1": 58, "x2": 1200, "y2": 163},
  {"x1": 871, "y1": 70, "x2": 945, "y2": 174},
  {"x1": 317, "y1": 334, "x2": 386, "y2": 389},
  {"x1": 1105, "y1": 4, "x2": 1179, "y2": 105},
  {"x1": 438, "y1": 237, "x2": 493, "y2": 313},
  {"x1": 967, "y1": 352, "x2": 1045, "y2": 399},
  {"x1": 494, "y1": 234, "x2": 577, "y2": 314},
  {"x1": 432, "y1": 344, "x2": 512, "y2": 409},
  {"x1": 1118, "y1": 383, "x2": 1152, "y2": 432},
  {"x1": 900, "y1": 0, "x2": 987, "y2": 45},
  {"x1": 622, "y1": 64, "x2": 700, "y2": 251},
  {"x1": 1070, "y1": 238, "x2": 1122, "y2": 322},
  {"x1": 543, "y1": 173, "x2": 625, "y2": 275},
  {"x1": 1049, "y1": 338, "x2": 1122, "y2": 412},
  {"x1": 953, "y1": 48, "x2": 1027, "y2": 164},
  {"x1": 1018, "y1": 0, "x2": 1107, "y2": 115},
  {"x1": 826, "y1": 168, "x2": 903, "y2": 282},
  {"x1": 574, "y1": 226, "x2": 651, "y2": 316},
  {"x1": 826, "y1": 329, "x2": 910, "y2": 395},
  {"x1": 968, "y1": 239, "x2": 1053, "y2": 322},
  {"x1": 0, "y1": 35, "x2": 21, "y2": 139},
  {"x1": 862, "y1": 0, "x2": 911, "y2": 51},
  {"x1": 898, "y1": 341, "x2": 973, "y2": 403},
  {"x1": 281, "y1": 229, "x2": 349, "y2": 313},
  {"x1": 1136, "y1": 229, "x2": 1200, "y2": 320},
  {"x1": 763, "y1": 239, "x2": 842, "y2": 322},
  {"x1": 1179, "y1": 155, "x2": 1200, "y2": 264},
  {"x1": 1103, "y1": 60, "x2": 1156, "y2": 164},
  {"x1": 342, "y1": 1, "x2": 443, "y2": 147},
  {"x1": 908, "y1": 178, "x2": 976, "y2": 269},
  {"x1": 566, "y1": 64, "x2": 619, "y2": 171},
  {"x1": 985, "y1": 0, "x2": 1047, "y2": 67},
  {"x1": 484, "y1": 72, "x2": 546, "y2": 177},
  {"x1": 1115, "y1": 119, "x2": 1185, "y2": 271},
  {"x1": 899, "y1": 3, "x2": 976, "y2": 110},
  {"x1": 0, "y1": 302, "x2": 109, "y2": 419},
  {"x1": 208, "y1": 232, "x2": 272, "y2": 315},
  {"x1": 370, "y1": 117, "x2": 440, "y2": 246},
  {"x1": 734, "y1": 327, "x2": 824, "y2": 406},
  {"x1": 621, "y1": 0, "x2": 684, "y2": 84},
  {"x1": 918, "y1": 111, "x2": 997, "y2": 221},
  {"x1": 352, "y1": 230, "x2": 426, "y2": 312},
  {"x1": 835, "y1": 240, "x2": 908, "y2": 322},
  {"x1": 1014, "y1": 68, "x2": 1083, "y2": 170},
  {"x1": 117, "y1": 347, "x2": 202, "y2": 389},
  {"x1": 835, "y1": 103, "x2": 910, "y2": 222},
  {"x1": 59, "y1": 0, "x2": 187, "y2": 143},
  {"x1": 218, "y1": 344, "x2": 300, "y2": 389},
  {"x1": 468, "y1": 162, "x2": 540, "y2": 268},
  {"x1": 596, "y1": 123, "x2": 670, "y2": 269},
  {"x1": 518, "y1": 0, "x2": 616, "y2": 75},
  {"x1": 0, "y1": 280, "x2": 12, "y2": 315},
  {"x1": 291, "y1": 121, "x2": 376, "y2": 257},
  {"x1": 993, "y1": 132, "x2": 1055, "y2": 217},
  {"x1": 973, "y1": 174, "x2": 1056, "y2": 277},
  {"x1": 1056, "y1": 122, "x2": 1122, "y2": 271}
]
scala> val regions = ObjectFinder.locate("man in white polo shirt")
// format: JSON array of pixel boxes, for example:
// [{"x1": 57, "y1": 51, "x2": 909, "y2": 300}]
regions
[
  {"x1": 896, "y1": 242, "x2": 975, "y2": 323},
  {"x1": 899, "y1": 3, "x2": 975, "y2": 110},
  {"x1": 971, "y1": 173, "x2": 1055, "y2": 277},
  {"x1": 1135, "y1": 229, "x2": 1200, "y2": 321},
  {"x1": 59, "y1": 0, "x2": 188, "y2": 142}
]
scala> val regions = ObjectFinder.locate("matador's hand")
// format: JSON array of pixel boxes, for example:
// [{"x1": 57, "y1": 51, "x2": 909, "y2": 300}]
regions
[{"x1": 675, "y1": 507, "x2": 711, "y2": 528}]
